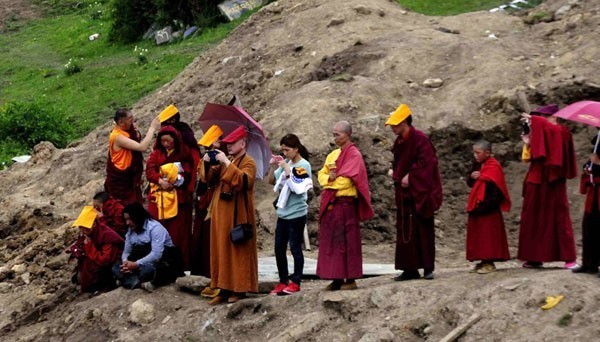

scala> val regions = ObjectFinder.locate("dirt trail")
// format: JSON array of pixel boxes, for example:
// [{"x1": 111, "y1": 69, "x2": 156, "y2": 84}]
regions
[{"x1": 1, "y1": 0, "x2": 600, "y2": 340}]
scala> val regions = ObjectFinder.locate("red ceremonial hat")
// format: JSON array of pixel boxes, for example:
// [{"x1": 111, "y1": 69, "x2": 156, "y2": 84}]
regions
[{"x1": 221, "y1": 126, "x2": 247, "y2": 143}]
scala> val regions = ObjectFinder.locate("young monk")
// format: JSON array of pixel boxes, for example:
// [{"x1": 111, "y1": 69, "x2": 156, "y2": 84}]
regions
[
  {"x1": 466, "y1": 140, "x2": 511, "y2": 274},
  {"x1": 92, "y1": 191, "x2": 127, "y2": 238}
]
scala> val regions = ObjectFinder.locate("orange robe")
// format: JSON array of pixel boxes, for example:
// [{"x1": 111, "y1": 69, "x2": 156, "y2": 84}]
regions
[{"x1": 210, "y1": 154, "x2": 258, "y2": 293}]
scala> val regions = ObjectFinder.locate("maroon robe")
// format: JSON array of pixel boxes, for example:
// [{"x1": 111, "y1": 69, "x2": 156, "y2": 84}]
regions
[
  {"x1": 579, "y1": 162, "x2": 600, "y2": 270},
  {"x1": 104, "y1": 126, "x2": 144, "y2": 206},
  {"x1": 146, "y1": 126, "x2": 194, "y2": 269},
  {"x1": 79, "y1": 222, "x2": 124, "y2": 293},
  {"x1": 317, "y1": 144, "x2": 373, "y2": 280},
  {"x1": 190, "y1": 160, "x2": 219, "y2": 277},
  {"x1": 466, "y1": 157, "x2": 511, "y2": 262},
  {"x1": 98, "y1": 198, "x2": 126, "y2": 238},
  {"x1": 392, "y1": 127, "x2": 442, "y2": 272},
  {"x1": 518, "y1": 116, "x2": 577, "y2": 262}
]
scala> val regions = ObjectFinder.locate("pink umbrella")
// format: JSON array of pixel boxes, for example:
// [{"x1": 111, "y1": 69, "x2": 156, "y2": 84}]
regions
[
  {"x1": 553, "y1": 101, "x2": 600, "y2": 128},
  {"x1": 553, "y1": 100, "x2": 600, "y2": 180},
  {"x1": 199, "y1": 103, "x2": 271, "y2": 179}
]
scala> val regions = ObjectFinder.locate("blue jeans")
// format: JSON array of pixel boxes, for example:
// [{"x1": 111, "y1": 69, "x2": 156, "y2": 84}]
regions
[
  {"x1": 275, "y1": 216, "x2": 306, "y2": 284},
  {"x1": 112, "y1": 261, "x2": 155, "y2": 289}
]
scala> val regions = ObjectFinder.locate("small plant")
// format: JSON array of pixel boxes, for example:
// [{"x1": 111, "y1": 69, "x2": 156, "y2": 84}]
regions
[
  {"x1": 64, "y1": 58, "x2": 83, "y2": 76},
  {"x1": 557, "y1": 312, "x2": 573, "y2": 327},
  {"x1": 134, "y1": 46, "x2": 149, "y2": 65}
]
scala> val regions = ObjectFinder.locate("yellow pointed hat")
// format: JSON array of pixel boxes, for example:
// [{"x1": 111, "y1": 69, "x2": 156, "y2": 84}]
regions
[
  {"x1": 73, "y1": 206, "x2": 98, "y2": 229},
  {"x1": 159, "y1": 104, "x2": 179, "y2": 123},
  {"x1": 197, "y1": 125, "x2": 223, "y2": 147},
  {"x1": 385, "y1": 104, "x2": 411, "y2": 126}
]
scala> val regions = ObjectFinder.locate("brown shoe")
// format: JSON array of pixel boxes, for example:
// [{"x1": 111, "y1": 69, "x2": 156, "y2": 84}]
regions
[
  {"x1": 227, "y1": 293, "x2": 247, "y2": 303},
  {"x1": 476, "y1": 263, "x2": 496, "y2": 274},
  {"x1": 340, "y1": 280, "x2": 357, "y2": 290},
  {"x1": 201, "y1": 287, "x2": 220, "y2": 298},
  {"x1": 325, "y1": 280, "x2": 342, "y2": 291},
  {"x1": 469, "y1": 262, "x2": 483, "y2": 273},
  {"x1": 208, "y1": 295, "x2": 226, "y2": 306}
]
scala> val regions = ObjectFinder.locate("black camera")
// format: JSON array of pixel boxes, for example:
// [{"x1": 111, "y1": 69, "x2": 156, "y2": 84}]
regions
[
  {"x1": 522, "y1": 122, "x2": 530, "y2": 135},
  {"x1": 220, "y1": 191, "x2": 233, "y2": 201}
]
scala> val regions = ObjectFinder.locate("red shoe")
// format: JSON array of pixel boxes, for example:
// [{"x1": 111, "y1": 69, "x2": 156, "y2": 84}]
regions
[
  {"x1": 269, "y1": 283, "x2": 287, "y2": 296},
  {"x1": 282, "y1": 282, "x2": 301, "y2": 295}
]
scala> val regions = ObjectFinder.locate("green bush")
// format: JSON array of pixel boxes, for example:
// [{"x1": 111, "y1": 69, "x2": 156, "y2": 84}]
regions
[
  {"x1": 108, "y1": 0, "x2": 157, "y2": 43},
  {"x1": 108, "y1": 0, "x2": 225, "y2": 43},
  {"x1": 0, "y1": 101, "x2": 75, "y2": 149},
  {"x1": 64, "y1": 58, "x2": 83, "y2": 76}
]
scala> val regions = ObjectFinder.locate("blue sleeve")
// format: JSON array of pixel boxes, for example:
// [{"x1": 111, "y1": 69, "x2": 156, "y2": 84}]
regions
[
  {"x1": 301, "y1": 159, "x2": 312, "y2": 177},
  {"x1": 122, "y1": 231, "x2": 131, "y2": 262},
  {"x1": 136, "y1": 221, "x2": 166, "y2": 266},
  {"x1": 274, "y1": 166, "x2": 283, "y2": 179}
]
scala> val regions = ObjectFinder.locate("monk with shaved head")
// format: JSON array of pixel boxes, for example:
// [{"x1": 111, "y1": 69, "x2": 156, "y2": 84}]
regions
[{"x1": 316, "y1": 121, "x2": 373, "y2": 291}]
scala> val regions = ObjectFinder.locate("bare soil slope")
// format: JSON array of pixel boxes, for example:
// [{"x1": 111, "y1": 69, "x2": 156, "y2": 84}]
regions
[{"x1": 1, "y1": 0, "x2": 600, "y2": 340}]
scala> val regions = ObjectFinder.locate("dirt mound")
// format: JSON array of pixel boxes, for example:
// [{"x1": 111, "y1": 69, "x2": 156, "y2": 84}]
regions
[
  {"x1": 1, "y1": 0, "x2": 600, "y2": 340},
  {"x1": 0, "y1": 0, "x2": 39, "y2": 31}
]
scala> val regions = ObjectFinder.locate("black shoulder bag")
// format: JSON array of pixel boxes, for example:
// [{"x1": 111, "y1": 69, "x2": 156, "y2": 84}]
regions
[{"x1": 230, "y1": 155, "x2": 254, "y2": 244}]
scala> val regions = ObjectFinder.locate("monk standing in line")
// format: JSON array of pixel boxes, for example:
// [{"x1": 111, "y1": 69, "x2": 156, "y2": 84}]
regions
[
  {"x1": 519, "y1": 105, "x2": 578, "y2": 269},
  {"x1": 317, "y1": 121, "x2": 373, "y2": 291},
  {"x1": 572, "y1": 134, "x2": 600, "y2": 275},
  {"x1": 207, "y1": 126, "x2": 258, "y2": 305},
  {"x1": 105, "y1": 109, "x2": 160, "y2": 205},
  {"x1": 466, "y1": 140, "x2": 511, "y2": 274},
  {"x1": 386, "y1": 104, "x2": 442, "y2": 281}
]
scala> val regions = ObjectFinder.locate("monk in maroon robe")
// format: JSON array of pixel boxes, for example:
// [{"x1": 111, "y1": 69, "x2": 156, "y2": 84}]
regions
[
  {"x1": 104, "y1": 109, "x2": 160, "y2": 205},
  {"x1": 146, "y1": 126, "x2": 195, "y2": 269},
  {"x1": 317, "y1": 121, "x2": 374, "y2": 291},
  {"x1": 573, "y1": 136, "x2": 600, "y2": 275},
  {"x1": 93, "y1": 191, "x2": 127, "y2": 238},
  {"x1": 71, "y1": 206, "x2": 124, "y2": 293},
  {"x1": 518, "y1": 105, "x2": 578, "y2": 268},
  {"x1": 466, "y1": 140, "x2": 511, "y2": 274},
  {"x1": 386, "y1": 104, "x2": 442, "y2": 281}
]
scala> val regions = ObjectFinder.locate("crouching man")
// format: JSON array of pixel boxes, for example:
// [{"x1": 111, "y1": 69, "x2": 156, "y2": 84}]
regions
[
  {"x1": 71, "y1": 206, "x2": 124, "y2": 293},
  {"x1": 112, "y1": 202, "x2": 184, "y2": 291}
]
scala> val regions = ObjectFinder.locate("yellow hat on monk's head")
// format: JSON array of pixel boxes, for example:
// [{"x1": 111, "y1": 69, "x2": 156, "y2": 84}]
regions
[
  {"x1": 73, "y1": 206, "x2": 98, "y2": 229},
  {"x1": 159, "y1": 104, "x2": 179, "y2": 123},
  {"x1": 385, "y1": 104, "x2": 412, "y2": 126},
  {"x1": 198, "y1": 125, "x2": 223, "y2": 147}
]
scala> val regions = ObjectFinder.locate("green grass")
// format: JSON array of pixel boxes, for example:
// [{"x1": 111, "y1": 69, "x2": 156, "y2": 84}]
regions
[
  {"x1": 396, "y1": 0, "x2": 517, "y2": 16},
  {"x1": 0, "y1": 2, "x2": 250, "y2": 163}
]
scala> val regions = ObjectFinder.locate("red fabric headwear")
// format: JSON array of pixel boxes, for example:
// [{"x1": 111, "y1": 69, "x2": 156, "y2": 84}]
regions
[{"x1": 221, "y1": 126, "x2": 247, "y2": 143}]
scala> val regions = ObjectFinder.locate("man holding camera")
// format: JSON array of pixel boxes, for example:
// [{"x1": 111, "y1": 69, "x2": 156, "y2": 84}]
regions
[
  {"x1": 518, "y1": 104, "x2": 578, "y2": 269},
  {"x1": 206, "y1": 125, "x2": 258, "y2": 305}
]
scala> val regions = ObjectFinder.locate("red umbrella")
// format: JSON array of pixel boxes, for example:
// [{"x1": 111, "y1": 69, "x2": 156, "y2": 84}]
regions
[
  {"x1": 553, "y1": 101, "x2": 600, "y2": 180},
  {"x1": 198, "y1": 103, "x2": 271, "y2": 179}
]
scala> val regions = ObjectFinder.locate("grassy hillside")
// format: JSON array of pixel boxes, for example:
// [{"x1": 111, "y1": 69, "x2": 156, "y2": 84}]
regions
[
  {"x1": 0, "y1": 1, "x2": 249, "y2": 164},
  {"x1": 396, "y1": 0, "x2": 542, "y2": 15}
]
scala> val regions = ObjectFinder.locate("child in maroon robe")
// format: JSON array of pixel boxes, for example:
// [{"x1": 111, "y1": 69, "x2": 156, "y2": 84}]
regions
[
  {"x1": 93, "y1": 191, "x2": 127, "y2": 238},
  {"x1": 466, "y1": 140, "x2": 511, "y2": 274}
]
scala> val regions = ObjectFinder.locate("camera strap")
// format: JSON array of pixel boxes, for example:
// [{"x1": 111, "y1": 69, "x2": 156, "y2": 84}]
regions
[{"x1": 232, "y1": 154, "x2": 249, "y2": 226}]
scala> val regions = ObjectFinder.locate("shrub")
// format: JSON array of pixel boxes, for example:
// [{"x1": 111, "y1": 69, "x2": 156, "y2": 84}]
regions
[
  {"x1": 108, "y1": 0, "x2": 157, "y2": 43},
  {"x1": 64, "y1": 58, "x2": 83, "y2": 76},
  {"x1": 108, "y1": 0, "x2": 225, "y2": 43},
  {"x1": 0, "y1": 101, "x2": 75, "y2": 149},
  {"x1": 0, "y1": 139, "x2": 28, "y2": 166}
]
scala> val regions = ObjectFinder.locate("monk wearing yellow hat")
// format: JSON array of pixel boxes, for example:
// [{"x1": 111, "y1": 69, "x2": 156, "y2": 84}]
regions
[
  {"x1": 71, "y1": 206, "x2": 124, "y2": 293},
  {"x1": 191, "y1": 124, "x2": 223, "y2": 285},
  {"x1": 386, "y1": 104, "x2": 442, "y2": 281}
]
